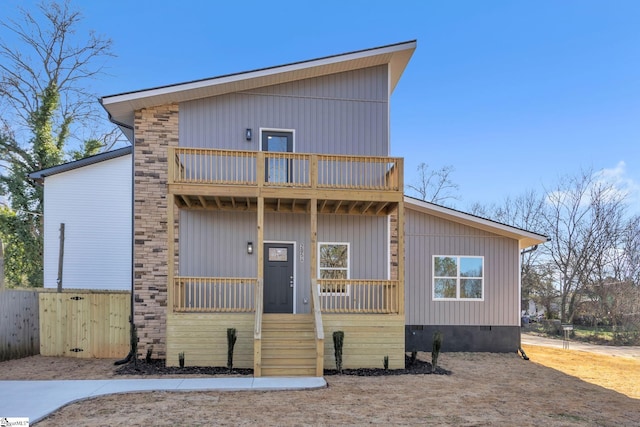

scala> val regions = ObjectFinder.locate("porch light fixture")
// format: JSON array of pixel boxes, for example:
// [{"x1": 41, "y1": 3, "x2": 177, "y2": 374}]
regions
[
  {"x1": 247, "y1": 241, "x2": 253, "y2": 255},
  {"x1": 245, "y1": 128, "x2": 252, "y2": 141}
]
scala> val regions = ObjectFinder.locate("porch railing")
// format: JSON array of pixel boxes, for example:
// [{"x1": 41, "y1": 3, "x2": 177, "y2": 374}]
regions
[
  {"x1": 318, "y1": 279, "x2": 399, "y2": 314},
  {"x1": 170, "y1": 148, "x2": 402, "y2": 192},
  {"x1": 172, "y1": 276, "x2": 398, "y2": 314},
  {"x1": 173, "y1": 277, "x2": 257, "y2": 312}
]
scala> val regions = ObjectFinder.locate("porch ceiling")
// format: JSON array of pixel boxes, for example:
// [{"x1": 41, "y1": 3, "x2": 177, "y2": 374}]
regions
[{"x1": 174, "y1": 194, "x2": 397, "y2": 216}]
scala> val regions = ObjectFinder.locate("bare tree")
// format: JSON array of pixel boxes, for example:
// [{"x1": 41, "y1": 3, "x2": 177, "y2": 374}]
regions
[
  {"x1": 0, "y1": 1, "x2": 114, "y2": 286},
  {"x1": 542, "y1": 169, "x2": 627, "y2": 323},
  {"x1": 406, "y1": 163, "x2": 459, "y2": 205}
]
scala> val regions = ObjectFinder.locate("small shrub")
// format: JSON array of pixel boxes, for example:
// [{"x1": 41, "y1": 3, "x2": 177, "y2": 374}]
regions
[
  {"x1": 383, "y1": 355, "x2": 389, "y2": 370},
  {"x1": 333, "y1": 330, "x2": 344, "y2": 373},
  {"x1": 178, "y1": 352, "x2": 185, "y2": 368},
  {"x1": 410, "y1": 350, "x2": 417, "y2": 365},
  {"x1": 145, "y1": 346, "x2": 153, "y2": 363},
  {"x1": 227, "y1": 328, "x2": 237, "y2": 370},
  {"x1": 432, "y1": 331, "x2": 443, "y2": 371}
]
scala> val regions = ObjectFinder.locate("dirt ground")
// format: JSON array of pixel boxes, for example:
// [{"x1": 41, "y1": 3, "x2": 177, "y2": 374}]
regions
[{"x1": 1, "y1": 345, "x2": 639, "y2": 426}]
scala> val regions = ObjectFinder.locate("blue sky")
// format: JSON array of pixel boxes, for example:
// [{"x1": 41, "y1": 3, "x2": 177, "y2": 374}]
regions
[{"x1": 4, "y1": 0, "x2": 640, "y2": 212}]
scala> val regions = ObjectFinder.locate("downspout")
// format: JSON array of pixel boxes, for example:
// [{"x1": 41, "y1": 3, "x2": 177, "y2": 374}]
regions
[
  {"x1": 518, "y1": 244, "x2": 539, "y2": 361},
  {"x1": 102, "y1": 105, "x2": 136, "y2": 366}
]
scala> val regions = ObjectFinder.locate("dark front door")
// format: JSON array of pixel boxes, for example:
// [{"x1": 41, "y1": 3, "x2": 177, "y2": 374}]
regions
[
  {"x1": 263, "y1": 243, "x2": 294, "y2": 313},
  {"x1": 262, "y1": 130, "x2": 293, "y2": 183}
]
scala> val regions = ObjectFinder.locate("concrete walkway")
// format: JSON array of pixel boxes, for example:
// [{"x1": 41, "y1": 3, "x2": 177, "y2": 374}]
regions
[
  {"x1": 0, "y1": 376, "x2": 326, "y2": 424},
  {"x1": 521, "y1": 333, "x2": 640, "y2": 359}
]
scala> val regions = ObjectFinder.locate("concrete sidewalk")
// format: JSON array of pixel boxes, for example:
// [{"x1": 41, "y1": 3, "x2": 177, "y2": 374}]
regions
[
  {"x1": 0, "y1": 376, "x2": 326, "y2": 424},
  {"x1": 521, "y1": 332, "x2": 640, "y2": 359}
]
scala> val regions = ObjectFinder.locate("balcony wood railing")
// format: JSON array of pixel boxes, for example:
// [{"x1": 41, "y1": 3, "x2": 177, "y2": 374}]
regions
[
  {"x1": 170, "y1": 148, "x2": 402, "y2": 192},
  {"x1": 173, "y1": 277, "x2": 257, "y2": 312},
  {"x1": 318, "y1": 279, "x2": 399, "y2": 314}
]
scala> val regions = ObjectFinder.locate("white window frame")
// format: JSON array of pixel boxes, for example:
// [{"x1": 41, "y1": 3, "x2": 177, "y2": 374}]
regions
[
  {"x1": 258, "y1": 127, "x2": 296, "y2": 153},
  {"x1": 317, "y1": 242, "x2": 350, "y2": 296},
  {"x1": 432, "y1": 255, "x2": 484, "y2": 301}
]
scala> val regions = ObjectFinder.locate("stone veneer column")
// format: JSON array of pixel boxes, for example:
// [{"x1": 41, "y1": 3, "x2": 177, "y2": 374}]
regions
[{"x1": 133, "y1": 104, "x2": 179, "y2": 358}]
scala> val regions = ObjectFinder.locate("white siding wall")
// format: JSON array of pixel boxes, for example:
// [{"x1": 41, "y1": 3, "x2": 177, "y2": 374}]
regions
[{"x1": 43, "y1": 155, "x2": 132, "y2": 290}]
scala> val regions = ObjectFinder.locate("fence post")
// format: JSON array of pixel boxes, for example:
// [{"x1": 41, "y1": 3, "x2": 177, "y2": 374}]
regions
[{"x1": 57, "y1": 223, "x2": 65, "y2": 292}]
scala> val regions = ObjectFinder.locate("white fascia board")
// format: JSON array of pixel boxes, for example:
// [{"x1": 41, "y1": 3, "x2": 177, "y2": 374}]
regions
[{"x1": 404, "y1": 196, "x2": 548, "y2": 249}]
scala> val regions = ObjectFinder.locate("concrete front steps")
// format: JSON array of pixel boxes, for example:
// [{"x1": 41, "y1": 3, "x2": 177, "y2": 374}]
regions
[{"x1": 260, "y1": 313, "x2": 318, "y2": 377}]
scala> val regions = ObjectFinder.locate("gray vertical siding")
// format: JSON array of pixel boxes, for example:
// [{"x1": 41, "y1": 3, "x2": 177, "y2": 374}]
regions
[
  {"x1": 179, "y1": 211, "x2": 389, "y2": 313},
  {"x1": 318, "y1": 214, "x2": 388, "y2": 280},
  {"x1": 179, "y1": 65, "x2": 389, "y2": 156},
  {"x1": 179, "y1": 211, "x2": 257, "y2": 277},
  {"x1": 405, "y1": 208, "x2": 520, "y2": 327}
]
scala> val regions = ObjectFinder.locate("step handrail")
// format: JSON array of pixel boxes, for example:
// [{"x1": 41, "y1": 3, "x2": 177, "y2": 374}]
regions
[
  {"x1": 311, "y1": 279, "x2": 324, "y2": 340},
  {"x1": 254, "y1": 279, "x2": 263, "y2": 339}
]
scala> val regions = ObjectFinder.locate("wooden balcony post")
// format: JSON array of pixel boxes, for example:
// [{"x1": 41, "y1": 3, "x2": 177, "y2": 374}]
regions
[
  {"x1": 168, "y1": 147, "x2": 175, "y2": 184},
  {"x1": 310, "y1": 198, "x2": 318, "y2": 287},
  {"x1": 257, "y1": 151, "x2": 265, "y2": 189},
  {"x1": 254, "y1": 196, "x2": 264, "y2": 376},
  {"x1": 310, "y1": 154, "x2": 318, "y2": 189},
  {"x1": 167, "y1": 193, "x2": 175, "y2": 313},
  {"x1": 397, "y1": 158, "x2": 404, "y2": 192}
]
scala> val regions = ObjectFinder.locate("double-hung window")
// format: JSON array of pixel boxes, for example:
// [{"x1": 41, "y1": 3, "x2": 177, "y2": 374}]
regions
[
  {"x1": 318, "y1": 242, "x2": 349, "y2": 294},
  {"x1": 433, "y1": 256, "x2": 483, "y2": 300}
]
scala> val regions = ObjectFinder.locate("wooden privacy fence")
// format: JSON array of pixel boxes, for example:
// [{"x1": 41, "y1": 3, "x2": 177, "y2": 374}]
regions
[
  {"x1": 39, "y1": 290, "x2": 130, "y2": 358},
  {"x1": 0, "y1": 290, "x2": 40, "y2": 361}
]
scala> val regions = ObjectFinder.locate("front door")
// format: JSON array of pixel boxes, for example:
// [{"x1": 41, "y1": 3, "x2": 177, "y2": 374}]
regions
[
  {"x1": 263, "y1": 243, "x2": 294, "y2": 313},
  {"x1": 262, "y1": 130, "x2": 293, "y2": 183}
]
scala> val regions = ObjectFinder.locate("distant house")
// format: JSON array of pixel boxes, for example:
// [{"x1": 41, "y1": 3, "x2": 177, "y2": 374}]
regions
[{"x1": 33, "y1": 41, "x2": 546, "y2": 374}]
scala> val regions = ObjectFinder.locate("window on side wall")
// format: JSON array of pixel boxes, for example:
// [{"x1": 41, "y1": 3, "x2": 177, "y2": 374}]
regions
[
  {"x1": 433, "y1": 256, "x2": 483, "y2": 300},
  {"x1": 318, "y1": 242, "x2": 349, "y2": 294}
]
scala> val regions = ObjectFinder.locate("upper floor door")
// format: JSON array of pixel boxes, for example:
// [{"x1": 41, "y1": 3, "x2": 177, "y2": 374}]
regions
[{"x1": 262, "y1": 130, "x2": 293, "y2": 183}]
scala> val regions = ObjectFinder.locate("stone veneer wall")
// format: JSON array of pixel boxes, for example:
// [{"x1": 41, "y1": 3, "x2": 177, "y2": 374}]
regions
[{"x1": 133, "y1": 104, "x2": 179, "y2": 358}]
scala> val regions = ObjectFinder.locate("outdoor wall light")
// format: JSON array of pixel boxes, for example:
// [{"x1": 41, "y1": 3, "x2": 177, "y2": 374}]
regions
[
  {"x1": 247, "y1": 241, "x2": 253, "y2": 255},
  {"x1": 245, "y1": 128, "x2": 252, "y2": 141}
]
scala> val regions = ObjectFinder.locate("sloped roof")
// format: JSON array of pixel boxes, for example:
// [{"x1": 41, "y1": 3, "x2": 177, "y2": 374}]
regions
[
  {"x1": 100, "y1": 40, "x2": 417, "y2": 142},
  {"x1": 28, "y1": 146, "x2": 132, "y2": 184},
  {"x1": 404, "y1": 196, "x2": 548, "y2": 249}
]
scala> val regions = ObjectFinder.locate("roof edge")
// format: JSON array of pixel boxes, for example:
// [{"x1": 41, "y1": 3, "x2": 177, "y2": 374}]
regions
[
  {"x1": 29, "y1": 146, "x2": 133, "y2": 182},
  {"x1": 101, "y1": 40, "x2": 417, "y2": 102},
  {"x1": 404, "y1": 195, "x2": 549, "y2": 249}
]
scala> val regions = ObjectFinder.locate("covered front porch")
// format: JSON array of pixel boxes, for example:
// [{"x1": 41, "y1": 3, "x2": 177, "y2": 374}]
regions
[{"x1": 165, "y1": 148, "x2": 405, "y2": 376}]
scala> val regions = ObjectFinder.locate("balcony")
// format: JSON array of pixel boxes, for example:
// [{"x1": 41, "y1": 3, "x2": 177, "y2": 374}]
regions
[{"x1": 168, "y1": 148, "x2": 403, "y2": 215}]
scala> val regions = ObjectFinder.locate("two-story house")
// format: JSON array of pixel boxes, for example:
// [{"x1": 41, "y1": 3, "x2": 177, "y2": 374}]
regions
[
  {"x1": 33, "y1": 40, "x2": 547, "y2": 375},
  {"x1": 100, "y1": 40, "x2": 417, "y2": 376}
]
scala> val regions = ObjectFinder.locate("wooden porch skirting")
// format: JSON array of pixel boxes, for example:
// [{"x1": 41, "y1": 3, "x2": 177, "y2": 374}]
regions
[
  {"x1": 166, "y1": 312, "x2": 405, "y2": 370},
  {"x1": 322, "y1": 314, "x2": 405, "y2": 370},
  {"x1": 166, "y1": 312, "x2": 254, "y2": 368}
]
